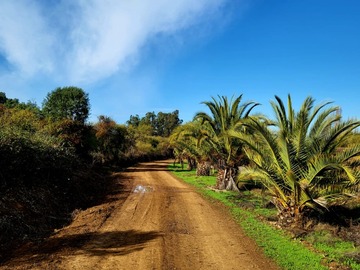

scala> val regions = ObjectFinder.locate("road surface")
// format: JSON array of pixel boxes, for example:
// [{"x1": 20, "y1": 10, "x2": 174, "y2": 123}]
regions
[{"x1": 1, "y1": 160, "x2": 278, "y2": 270}]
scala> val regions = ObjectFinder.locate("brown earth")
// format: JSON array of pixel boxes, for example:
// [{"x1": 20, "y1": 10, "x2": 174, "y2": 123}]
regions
[{"x1": 0, "y1": 160, "x2": 279, "y2": 270}]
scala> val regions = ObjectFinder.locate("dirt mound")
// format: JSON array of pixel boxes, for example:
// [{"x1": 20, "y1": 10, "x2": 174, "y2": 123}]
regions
[{"x1": 0, "y1": 168, "x2": 111, "y2": 263}]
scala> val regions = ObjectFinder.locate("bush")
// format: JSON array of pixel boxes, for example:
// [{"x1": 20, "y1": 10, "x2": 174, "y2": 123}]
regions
[{"x1": 0, "y1": 127, "x2": 77, "y2": 188}]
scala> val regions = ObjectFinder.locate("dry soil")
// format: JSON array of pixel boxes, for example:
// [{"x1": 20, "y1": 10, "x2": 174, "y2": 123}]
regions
[{"x1": 0, "y1": 160, "x2": 278, "y2": 270}]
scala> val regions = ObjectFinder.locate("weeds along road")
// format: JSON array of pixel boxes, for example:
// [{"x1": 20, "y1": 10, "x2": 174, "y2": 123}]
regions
[{"x1": 1, "y1": 160, "x2": 278, "y2": 270}]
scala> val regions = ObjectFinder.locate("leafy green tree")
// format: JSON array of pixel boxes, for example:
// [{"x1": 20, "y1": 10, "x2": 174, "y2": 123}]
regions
[
  {"x1": 142, "y1": 112, "x2": 157, "y2": 128},
  {"x1": 155, "y1": 110, "x2": 183, "y2": 137},
  {"x1": 42, "y1": 87, "x2": 91, "y2": 157},
  {"x1": 127, "y1": 114, "x2": 141, "y2": 127},
  {"x1": 127, "y1": 110, "x2": 183, "y2": 137},
  {"x1": 232, "y1": 95, "x2": 360, "y2": 227},
  {"x1": 13, "y1": 100, "x2": 40, "y2": 112},
  {"x1": 0, "y1": 92, "x2": 40, "y2": 114},
  {"x1": 42, "y1": 86, "x2": 90, "y2": 123},
  {"x1": 194, "y1": 95, "x2": 259, "y2": 190},
  {"x1": 4, "y1": 98, "x2": 20, "y2": 108},
  {"x1": 0, "y1": 92, "x2": 7, "y2": 104},
  {"x1": 125, "y1": 110, "x2": 183, "y2": 162}
]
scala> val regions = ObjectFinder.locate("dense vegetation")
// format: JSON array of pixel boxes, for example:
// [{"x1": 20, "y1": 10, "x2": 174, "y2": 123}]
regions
[
  {"x1": 0, "y1": 88, "x2": 180, "y2": 261},
  {"x1": 170, "y1": 94, "x2": 360, "y2": 268},
  {"x1": 170, "y1": 165, "x2": 360, "y2": 269},
  {"x1": 171, "y1": 94, "x2": 360, "y2": 225},
  {"x1": 0, "y1": 88, "x2": 359, "y2": 267}
]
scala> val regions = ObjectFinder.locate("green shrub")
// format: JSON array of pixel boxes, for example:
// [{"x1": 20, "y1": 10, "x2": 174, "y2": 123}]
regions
[{"x1": 0, "y1": 127, "x2": 77, "y2": 188}]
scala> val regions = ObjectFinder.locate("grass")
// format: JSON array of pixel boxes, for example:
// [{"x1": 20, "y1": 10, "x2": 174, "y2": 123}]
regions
[
  {"x1": 304, "y1": 231, "x2": 360, "y2": 270},
  {"x1": 169, "y1": 163, "x2": 360, "y2": 270}
]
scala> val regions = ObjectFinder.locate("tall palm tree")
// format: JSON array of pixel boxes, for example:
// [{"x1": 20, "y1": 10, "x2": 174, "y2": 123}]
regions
[
  {"x1": 194, "y1": 95, "x2": 259, "y2": 190},
  {"x1": 231, "y1": 95, "x2": 360, "y2": 227}
]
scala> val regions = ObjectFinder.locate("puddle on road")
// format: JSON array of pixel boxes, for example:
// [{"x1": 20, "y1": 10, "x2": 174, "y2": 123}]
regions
[{"x1": 133, "y1": 185, "x2": 154, "y2": 193}]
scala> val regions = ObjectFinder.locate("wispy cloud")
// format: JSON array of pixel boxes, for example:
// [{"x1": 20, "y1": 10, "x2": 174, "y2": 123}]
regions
[
  {"x1": 0, "y1": 1, "x2": 55, "y2": 75},
  {"x1": 0, "y1": 0, "x2": 227, "y2": 84}
]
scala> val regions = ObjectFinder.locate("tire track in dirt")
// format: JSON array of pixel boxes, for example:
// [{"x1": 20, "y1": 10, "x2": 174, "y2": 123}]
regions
[{"x1": 0, "y1": 160, "x2": 278, "y2": 270}]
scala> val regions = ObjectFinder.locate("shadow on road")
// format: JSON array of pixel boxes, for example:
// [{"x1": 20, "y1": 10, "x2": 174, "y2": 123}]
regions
[
  {"x1": 125, "y1": 161, "x2": 170, "y2": 173},
  {"x1": 2, "y1": 230, "x2": 162, "y2": 268},
  {"x1": 45, "y1": 230, "x2": 161, "y2": 256}
]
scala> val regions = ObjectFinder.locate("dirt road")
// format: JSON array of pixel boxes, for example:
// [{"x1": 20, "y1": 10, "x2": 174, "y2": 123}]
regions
[{"x1": 1, "y1": 160, "x2": 278, "y2": 270}]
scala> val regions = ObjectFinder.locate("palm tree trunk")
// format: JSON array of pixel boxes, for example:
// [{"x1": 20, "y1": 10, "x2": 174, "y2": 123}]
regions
[
  {"x1": 196, "y1": 161, "x2": 211, "y2": 176},
  {"x1": 216, "y1": 166, "x2": 240, "y2": 191},
  {"x1": 187, "y1": 158, "x2": 196, "y2": 171},
  {"x1": 274, "y1": 199, "x2": 303, "y2": 228}
]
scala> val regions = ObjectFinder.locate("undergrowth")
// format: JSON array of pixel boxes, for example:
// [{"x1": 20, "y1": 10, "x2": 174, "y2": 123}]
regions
[{"x1": 169, "y1": 163, "x2": 360, "y2": 270}]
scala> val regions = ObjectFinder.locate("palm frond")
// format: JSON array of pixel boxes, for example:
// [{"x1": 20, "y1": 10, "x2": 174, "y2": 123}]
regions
[{"x1": 321, "y1": 120, "x2": 360, "y2": 153}]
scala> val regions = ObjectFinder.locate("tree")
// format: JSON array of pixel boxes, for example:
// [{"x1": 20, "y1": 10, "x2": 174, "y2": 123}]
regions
[
  {"x1": 45, "y1": 118, "x2": 93, "y2": 158},
  {"x1": 126, "y1": 110, "x2": 183, "y2": 137},
  {"x1": 0, "y1": 92, "x2": 7, "y2": 104},
  {"x1": 155, "y1": 110, "x2": 183, "y2": 137},
  {"x1": 142, "y1": 112, "x2": 157, "y2": 128},
  {"x1": 0, "y1": 92, "x2": 40, "y2": 114},
  {"x1": 127, "y1": 114, "x2": 141, "y2": 127},
  {"x1": 232, "y1": 95, "x2": 360, "y2": 228},
  {"x1": 194, "y1": 95, "x2": 259, "y2": 190},
  {"x1": 170, "y1": 120, "x2": 209, "y2": 171},
  {"x1": 93, "y1": 115, "x2": 128, "y2": 164},
  {"x1": 42, "y1": 86, "x2": 90, "y2": 123}
]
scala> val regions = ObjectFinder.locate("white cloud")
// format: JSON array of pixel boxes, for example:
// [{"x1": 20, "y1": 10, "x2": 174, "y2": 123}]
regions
[
  {"x1": 0, "y1": 0, "x2": 227, "y2": 84},
  {"x1": 0, "y1": 1, "x2": 54, "y2": 75}
]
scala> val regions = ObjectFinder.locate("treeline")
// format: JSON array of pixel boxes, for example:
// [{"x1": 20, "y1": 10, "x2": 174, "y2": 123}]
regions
[
  {"x1": 0, "y1": 87, "x2": 182, "y2": 173},
  {"x1": 0, "y1": 86, "x2": 181, "y2": 260}
]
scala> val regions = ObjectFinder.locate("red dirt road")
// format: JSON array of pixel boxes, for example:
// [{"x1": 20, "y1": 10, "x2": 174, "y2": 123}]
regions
[{"x1": 1, "y1": 161, "x2": 278, "y2": 270}]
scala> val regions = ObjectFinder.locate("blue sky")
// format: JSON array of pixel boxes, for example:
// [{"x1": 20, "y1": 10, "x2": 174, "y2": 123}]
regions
[{"x1": 0, "y1": 0, "x2": 359, "y2": 124}]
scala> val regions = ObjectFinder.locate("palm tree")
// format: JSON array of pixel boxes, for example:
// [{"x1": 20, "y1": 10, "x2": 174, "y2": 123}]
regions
[
  {"x1": 170, "y1": 121, "x2": 206, "y2": 171},
  {"x1": 194, "y1": 94, "x2": 259, "y2": 190},
  {"x1": 231, "y1": 95, "x2": 360, "y2": 227}
]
